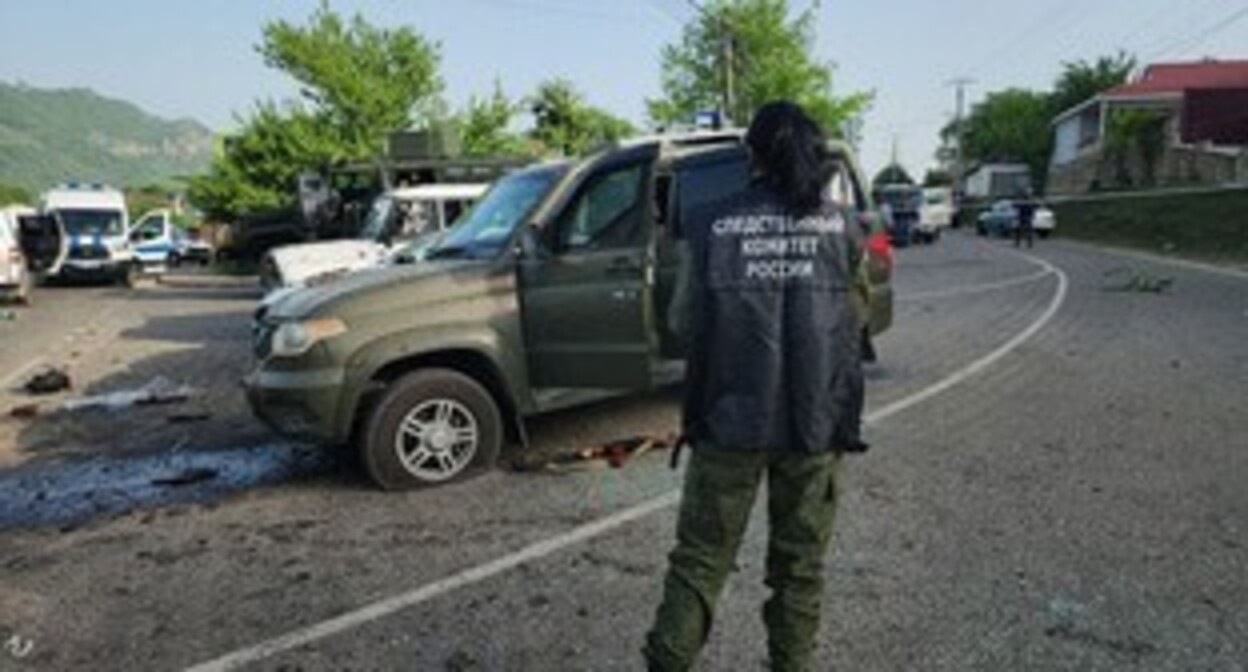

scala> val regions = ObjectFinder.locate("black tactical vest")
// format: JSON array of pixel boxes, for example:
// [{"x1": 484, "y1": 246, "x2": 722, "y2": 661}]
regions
[{"x1": 683, "y1": 183, "x2": 866, "y2": 454}]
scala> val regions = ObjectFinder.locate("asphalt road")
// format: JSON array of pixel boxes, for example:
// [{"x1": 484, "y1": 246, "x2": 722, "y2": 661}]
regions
[{"x1": 1, "y1": 232, "x2": 1246, "y2": 671}]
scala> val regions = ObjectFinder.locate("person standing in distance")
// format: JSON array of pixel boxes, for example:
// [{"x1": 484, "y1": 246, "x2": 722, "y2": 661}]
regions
[{"x1": 644, "y1": 101, "x2": 869, "y2": 672}]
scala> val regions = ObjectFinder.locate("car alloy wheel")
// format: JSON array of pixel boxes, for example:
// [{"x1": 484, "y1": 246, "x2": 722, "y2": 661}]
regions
[
  {"x1": 394, "y1": 398, "x2": 480, "y2": 483},
  {"x1": 362, "y1": 368, "x2": 503, "y2": 490}
]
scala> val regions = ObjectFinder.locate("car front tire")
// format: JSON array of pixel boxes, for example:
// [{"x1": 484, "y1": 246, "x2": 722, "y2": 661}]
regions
[{"x1": 362, "y1": 368, "x2": 503, "y2": 491}]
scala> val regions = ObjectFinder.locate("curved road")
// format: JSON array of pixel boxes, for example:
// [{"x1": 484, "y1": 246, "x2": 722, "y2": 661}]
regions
[{"x1": 2, "y1": 232, "x2": 1245, "y2": 671}]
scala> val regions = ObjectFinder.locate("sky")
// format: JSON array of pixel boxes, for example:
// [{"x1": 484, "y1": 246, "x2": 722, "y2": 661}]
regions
[{"x1": 1, "y1": 0, "x2": 1246, "y2": 176}]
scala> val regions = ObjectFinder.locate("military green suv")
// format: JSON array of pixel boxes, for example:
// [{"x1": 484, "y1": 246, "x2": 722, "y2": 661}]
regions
[{"x1": 246, "y1": 132, "x2": 893, "y2": 489}]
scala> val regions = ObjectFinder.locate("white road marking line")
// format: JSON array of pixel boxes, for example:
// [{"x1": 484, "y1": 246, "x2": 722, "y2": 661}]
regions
[
  {"x1": 183, "y1": 492, "x2": 681, "y2": 672},
  {"x1": 866, "y1": 254, "x2": 1067, "y2": 423},
  {"x1": 185, "y1": 251, "x2": 1070, "y2": 672},
  {"x1": 896, "y1": 268, "x2": 1053, "y2": 302}
]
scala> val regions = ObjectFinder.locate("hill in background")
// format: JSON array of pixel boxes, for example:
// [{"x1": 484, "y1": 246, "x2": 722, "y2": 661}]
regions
[{"x1": 0, "y1": 82, "x2": 216, "y2": 197}]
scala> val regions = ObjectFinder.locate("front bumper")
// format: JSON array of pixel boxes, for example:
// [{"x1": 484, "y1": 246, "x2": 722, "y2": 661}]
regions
[
  {"x1": 868, "y1": 284, "x2": 894, "y2": 337},
  {"x1": 244, "y1": 365, "x2": 348, "y2": 444}
]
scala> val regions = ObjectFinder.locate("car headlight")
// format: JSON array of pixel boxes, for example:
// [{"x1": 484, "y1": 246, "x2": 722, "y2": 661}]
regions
[{"x1": 270, "y1": 318, "x2": 348, "y2": 358}]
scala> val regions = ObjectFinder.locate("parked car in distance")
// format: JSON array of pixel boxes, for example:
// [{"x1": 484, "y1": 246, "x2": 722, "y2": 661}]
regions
[
  {"x1": 172, "y1": 228, "x2": 214, "y2": 266},
  {"x1": 246, "y1": 131, "x2": 893, "y2": 490},
  {"x1": 977, "y1": 200, "x2": 1018, "y2": 237},
  {"x1": 259, "y1": 182, "x2": 488, "y2": 293},
  {"x1": 1033, "y1": 204, "x2": 1056, "y2": 238},
  {"x1": 1, "y1": 206, "x2": 38, "y2": 304},
  {"x1": 976, "y1": 199, "x2": 1056, "y2": 239},
  {"x1": 875, "y1": 184, "x2": 922, "y2": 247},
  {"x1": 917, "y1": 187, "x2": 955, "y2": 243},
  {"x1": 128, "y1": 209, "x2": 185, "y2": 275}
]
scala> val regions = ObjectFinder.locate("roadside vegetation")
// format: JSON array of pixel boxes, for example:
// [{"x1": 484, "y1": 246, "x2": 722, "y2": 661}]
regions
[
  {"x1": 1052, "y1": 187, "x2": 1248, "y2": 264},
  {"x1": 944, "y1": 52, "x2": 1137, "y2": 188},
  {"x1": 188, "y1": 0, "x2": 866, "y2": 223}
]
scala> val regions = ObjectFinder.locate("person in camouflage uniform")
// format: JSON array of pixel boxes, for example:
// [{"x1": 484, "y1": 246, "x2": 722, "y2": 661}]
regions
[{"x1": 644, "y1": 102, "x2": 868, "y2": 672}]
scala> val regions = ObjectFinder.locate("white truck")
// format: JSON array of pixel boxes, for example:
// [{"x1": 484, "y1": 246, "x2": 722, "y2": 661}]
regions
[
  {"x1": 917, "y1": 187, "x2": 955, "y2": 243},
  {"x1": 38, "y1": 183, "x2": 141, "y2": 284},
  {"x1": 260, "y1": 182, "x2": 487, "y2": 293}
]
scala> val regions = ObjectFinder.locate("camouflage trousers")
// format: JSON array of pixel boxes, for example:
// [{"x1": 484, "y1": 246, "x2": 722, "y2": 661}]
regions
[{"x1": 644, "y1": 446, "x2": 840, "y2": 672}]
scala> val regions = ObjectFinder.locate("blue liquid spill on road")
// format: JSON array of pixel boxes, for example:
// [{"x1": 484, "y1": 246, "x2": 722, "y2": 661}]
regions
[{"x1": 0, "y1": 443, "x2": 333, "y2": 530}]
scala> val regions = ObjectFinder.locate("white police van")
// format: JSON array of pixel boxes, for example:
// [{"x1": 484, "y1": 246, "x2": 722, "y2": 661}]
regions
[
  {"x1": 128, "y1": 208, "x2": 181, "y2": 274},
  {"x1": 38, "y1": 183, "x2": 140, "y2": 284}
]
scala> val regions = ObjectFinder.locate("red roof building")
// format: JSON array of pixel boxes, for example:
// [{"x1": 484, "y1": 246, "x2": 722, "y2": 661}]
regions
[{"x1": 1049, "y1": 60, "x2": 1248, "y2": 194}]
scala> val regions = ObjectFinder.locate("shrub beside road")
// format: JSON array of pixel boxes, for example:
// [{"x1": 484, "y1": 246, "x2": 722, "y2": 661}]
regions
[{"x1": 1050, "y1": 186, "x2": 1248, "y2": 264}]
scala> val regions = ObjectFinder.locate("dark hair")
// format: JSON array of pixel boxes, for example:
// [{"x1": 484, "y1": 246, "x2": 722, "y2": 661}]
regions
[{"x1": 745, "y1": 101, "x2": 833, "y2": 214}]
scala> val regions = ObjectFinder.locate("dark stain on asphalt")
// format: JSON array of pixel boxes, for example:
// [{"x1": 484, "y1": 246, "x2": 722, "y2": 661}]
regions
[
  {"x1": 444, "y1": 649, "x2": 479, "y2": 672},
  {"x1": 1043, "y1": 623, "x2": 1159, "y2": 661},
  {"x1": 0, "y1": 443, "x2": 333, "y2": 529},
  {"x1": 579, "y1": 550, "x2": 656, "y2": 577}
]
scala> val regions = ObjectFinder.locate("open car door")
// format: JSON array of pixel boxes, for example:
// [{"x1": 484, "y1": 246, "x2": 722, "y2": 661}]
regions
[
  {"x1": 518, "y1": 144, "x2": 660, "y2": 390},
  {"x1": 18, "y1": 213, "x2": 66, "y2": 277}
]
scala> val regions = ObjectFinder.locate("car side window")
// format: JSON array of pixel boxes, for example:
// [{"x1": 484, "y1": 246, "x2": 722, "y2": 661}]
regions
[
  {"x1": 131, "y1": 218, "x2": 164, "y2": 242},
  {"x1": 674, "y1": 156, "x2": 749, "y2": 239},
  {"x1": 555, "y1": 163, "x2": 644, "y2": 251}
]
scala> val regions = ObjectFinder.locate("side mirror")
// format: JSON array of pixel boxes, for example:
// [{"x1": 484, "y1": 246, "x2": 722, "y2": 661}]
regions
[{"x1": 516, "y1": 223, "x2": 544, "y2": 260}]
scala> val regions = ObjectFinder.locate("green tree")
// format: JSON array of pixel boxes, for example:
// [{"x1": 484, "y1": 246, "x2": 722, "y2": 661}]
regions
[
  {"x1": 1051, "y1": 52, "x2": 1137, "y2": 116},
  {"x1": 458, "y1": 84, "x2": 532, "y2": 158},
  {"x1": 189, "y1": 6, "x2": 445, "y2": 220},
  {"x1": 188, "y1": 103, "x2": 343, "y2": 220},
  {"x1": 960, "y1": 88, "x2": 1053, "y2": 186},
  {"x1": 872, "y1": 163, "x2": 915, "y2": 190},
  {"x1": 1104, "y1": 108, "x2": 1169, "y2": 188},
  {"x1": 0, "y1": 181, "x2": 32, "y2": 206},
  {"x1": 258, "y1": 3, "x2": 444, "y2": 159},
  {"x1": 529, "y1": 79, "x2": 635, "y2": 157},
  {"x1": 126, "y1": 185, "x2": 173, "y2": 218},
  {"x1": 648, "y1": 0, "x2": 869, "y2": 133}
]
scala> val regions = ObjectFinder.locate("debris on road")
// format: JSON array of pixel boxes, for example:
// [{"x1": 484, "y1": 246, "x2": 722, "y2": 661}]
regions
[
  {"x1": 512, "y1": 434, "x2": 676, "y2": 473},
  {"x1": 62, "y1": 377, "x2": 194, "y2": 412},
  {"x1": 167, "y1": 412, "x2": 213, "y2": 425},
  {"x1": 1103, "y1": 267, "x2": 1175, "y2": 293},
  {"x1": 23, "y1": 368, "x2": 72, "y2": 395},
  {"x1": 9, "y1": 404, "x2": 40, "y2": 419},
  {"x1": 0, "y1": 309, "x2": 16, "y2": 321},
  {"x1": 150, "y1": 467, "x2": 219, "y2": 488}
]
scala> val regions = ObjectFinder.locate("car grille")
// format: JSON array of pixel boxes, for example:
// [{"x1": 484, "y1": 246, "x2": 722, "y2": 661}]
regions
[{"x1": 68, "y1": 245, "x2": 108, "y2": 260}]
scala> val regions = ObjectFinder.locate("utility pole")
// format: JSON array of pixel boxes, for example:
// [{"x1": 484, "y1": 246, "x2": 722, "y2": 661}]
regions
[
  {"x1": 723, "y1": 16, "x2": 735, "y2": 124},
  {"x1": 946, "y1": 77, "x2": 975, "y2": 189}
]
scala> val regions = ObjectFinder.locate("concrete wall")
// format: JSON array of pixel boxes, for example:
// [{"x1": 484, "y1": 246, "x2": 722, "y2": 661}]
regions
[{"x1": 1048, "y1": 138, "x2": 1246, "y2": 195}]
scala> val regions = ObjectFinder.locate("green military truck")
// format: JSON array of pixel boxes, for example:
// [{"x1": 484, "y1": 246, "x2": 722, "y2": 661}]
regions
[{"x1": 246, "y1": 131, "x2": 893, "y2": 490}]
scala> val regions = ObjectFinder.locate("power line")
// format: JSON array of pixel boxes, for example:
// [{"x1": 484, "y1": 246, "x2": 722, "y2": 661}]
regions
[
  {"x1": 642, "y1": 0, "x2": 686, "y2": 24},
  {"x1": 1146, "y1": 4, "x2": 1248, "y2": 61},
  {"x1": 460, "y1": 0, "x2": 654, "y2": 22},
  {"x1": 965, "y1": 0, "x2": 1085, "y2": 80},
  {"x1": 1114, "y1": 0, "x2": 1198, "y2": 51}
]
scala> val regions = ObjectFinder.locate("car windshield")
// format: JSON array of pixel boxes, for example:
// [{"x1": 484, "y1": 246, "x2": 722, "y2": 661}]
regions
[
  {"x1": 879, "y1": 189, "x2": 921, "y2": 211},
  {"x1": 57, "y1": 209, "x2": 125, "y2": 236},
  {"x1": 358, "y1": 196, "x2": 395, "y2": 241},
  {"x1": 424, "y1": 166, "x2": 565, "y2": 260}
]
